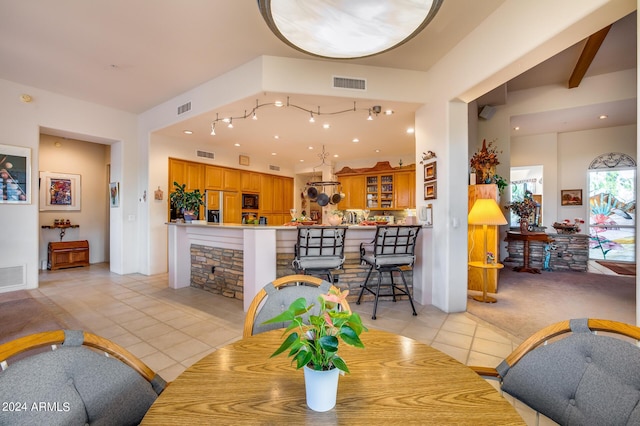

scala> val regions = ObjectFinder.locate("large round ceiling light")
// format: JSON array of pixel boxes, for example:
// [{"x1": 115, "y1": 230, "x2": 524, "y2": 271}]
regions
[{"x1": 257, "y1": 0, "x2": 443, "y2": 59}]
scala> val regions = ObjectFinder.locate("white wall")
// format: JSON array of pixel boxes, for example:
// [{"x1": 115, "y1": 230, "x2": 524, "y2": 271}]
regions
[
  {"x1": 39, "y1": 135, "x2": 110, "y2": 266},
  {"x1": 0, "y1": 78, "x2": 138, "y2": 291}
]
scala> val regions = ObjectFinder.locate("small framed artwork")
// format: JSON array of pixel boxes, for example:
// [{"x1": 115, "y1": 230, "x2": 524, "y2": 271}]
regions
[
  {"x1": 39, "y1": 171, "x2": 81, "y2": 211},
  {"x1": 0, "y1": 144, "x2": 31, "y2": 204},
  {"x1": 239, "y1": 155, "x2": 250, "y2": 166},
  {"x1": 561, "y1": 189, "x2": 582, "y2": 206},
  {"x1": 424, "y1": 181, "x2": 437, "y2": 200},
  {"x1": 424, "y1": 162, "x2": 437, "y2": 182},
  {"x1": 109, "y1": 182, "x2": 120, "y2": 208}
]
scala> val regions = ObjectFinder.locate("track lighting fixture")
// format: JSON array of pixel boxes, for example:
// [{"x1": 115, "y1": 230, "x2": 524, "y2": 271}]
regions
[{"x1": 209, "y1": 96, "x2": 393, "y2": 136}]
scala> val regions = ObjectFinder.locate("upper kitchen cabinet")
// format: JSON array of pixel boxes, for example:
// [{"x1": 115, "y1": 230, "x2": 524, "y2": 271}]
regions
[
  {"x1": 339, "y1": 175, "x2": 366, "y2": 209},
  {"x1": 204, "y1": 165, "x2": 223, "y2": 190},
  {"x1": 223, "y1": 169, "x2": 240, "y2": 191},
  {"x1": 169, "y1": 158, "x2": 203, "y2": 191},
  {"x1": 336, "y1": 162, "x2": 416, "y2": 210},
  {"x1": 394, "y1": 170, "x2": 416, "y2": 209},
  {"x1": 241, "y1": 172, "x2": 261, "y2": 192},
  {"x1": 260, "y1": 174, "x2": 274, "y2": 213}
]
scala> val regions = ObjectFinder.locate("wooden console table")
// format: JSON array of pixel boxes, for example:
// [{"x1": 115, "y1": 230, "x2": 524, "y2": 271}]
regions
[
  {"x1": 41, "y1": 224, "x2": 79, "y2": 241},
  {"x1": 505, "y1": 231, "x2": 554, "y2": 274}
]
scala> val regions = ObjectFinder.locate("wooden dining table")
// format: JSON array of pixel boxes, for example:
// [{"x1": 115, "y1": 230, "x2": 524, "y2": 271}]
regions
[{"x1": 142, "y1": 328, "x2": 525, "y2": 425}]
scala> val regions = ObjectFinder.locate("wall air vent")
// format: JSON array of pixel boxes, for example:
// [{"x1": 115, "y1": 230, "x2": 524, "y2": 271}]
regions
[
  {"x1": 333, "y1": 76, "x2": 367, "y2": 91},
  {"x1": 269, "y1": 165, "x2": 280, "y2": 171},
  {"x1": 196, "y1": 150, "x2": 214, "y2": 159},
  {"x1": 177, "y1": 101, "x2": 192, "y2": 115},
  {"x1": 0, "y1": 265, "x2": 26, "y2": 289}
]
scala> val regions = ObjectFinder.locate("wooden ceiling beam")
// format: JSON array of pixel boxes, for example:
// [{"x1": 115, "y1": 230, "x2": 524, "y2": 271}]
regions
[{"x1": 568, "y1": 25, "x2": 612, "y2": 88}]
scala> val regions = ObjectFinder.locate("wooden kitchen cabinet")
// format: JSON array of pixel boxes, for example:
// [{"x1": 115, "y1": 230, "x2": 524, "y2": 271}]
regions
[
  {"x1": 338, "y1": 175, "x2": 366, "y2": 209},
  {"x1": 223, "y1": 169, "x2": 240, "y2": 191},
  {"x1": 282, "y1": 178, "x2": 293, "y2": 211},
  {"x1": 468, "y1": 184, "x2": 500, "y2": 293},
  {"x1": 259, "y1": 175, "x2": 274, "y2": 213},
  {"x1": 365, "y1": 174, "x2": 393, "y2": 209},
  {"x1": 223, "y1": 192, "x2": 241, "y2": 224},
  {"x1": 241, "y1": 172, "x2": 260, "y2": 192},
  {"x1": 204, "y1": 165, "x2": 223, "y2": 189},
  {"x1": 394, "y1": 170, "x2": 415, "y2": 209},
  {"x1": 170, "y1": 158, "x2": 203, "y2": 191},
  {"x1": 272, "y1": 177, "x2": 284, "y2": 212}
]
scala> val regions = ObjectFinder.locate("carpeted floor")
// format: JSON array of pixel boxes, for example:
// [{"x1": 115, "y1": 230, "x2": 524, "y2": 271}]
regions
[
  {"x1": 0, "y1": 290, "x2": 80, "y2": 345},
  {"x1": 467, "y1": 267, "x2": 636, "y2": 341},
  {"x1": 595, "y1": 260, "x2": 636, "y2": 276}
]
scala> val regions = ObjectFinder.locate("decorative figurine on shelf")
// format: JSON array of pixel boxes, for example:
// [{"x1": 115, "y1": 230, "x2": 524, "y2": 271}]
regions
[{"x1": 486, "y1": 252, "x2": 496, "y2": 264}]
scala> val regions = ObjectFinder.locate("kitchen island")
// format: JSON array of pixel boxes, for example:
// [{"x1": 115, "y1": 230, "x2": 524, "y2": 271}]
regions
[{"x1": 167, "y1": 223, "x2": 431, "y2": 310}]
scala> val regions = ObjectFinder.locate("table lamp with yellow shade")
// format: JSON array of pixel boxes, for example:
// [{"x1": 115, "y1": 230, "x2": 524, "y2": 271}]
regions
[{"x1": 468, "y1": 198, "x2": 507, "y2": 303}]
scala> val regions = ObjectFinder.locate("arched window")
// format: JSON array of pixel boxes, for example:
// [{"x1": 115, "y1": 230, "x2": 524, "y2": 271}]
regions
[{"x1": 588, "y1": 153, "x2": 636, "y2": 262}]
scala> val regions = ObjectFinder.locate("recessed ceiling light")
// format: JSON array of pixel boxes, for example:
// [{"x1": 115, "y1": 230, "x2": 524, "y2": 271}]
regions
[
  {"x1": 352, "y1": 138, "x2": 359, "y2": 143},
  {"x1": 274, "y1": 135, "x2": 279, "y2": 139},
  {"x1": 384, "y1": 110, "x2": 394, "y2": 115},
  {"x1": 234, "y1": 143, "x2": 240, "y2": 147},
  {"x1": 323, "y1": 123, "x2": 330, "y2": 129},
  {"x1": 599, "y1": 115, "x2": 608, "y2": 119},
  {"x1": 183, "y1": 130, "x2": 193, "y2": 135},
  {"x1": 271, "y1": 152, "x2": 277, "y2": 155},
  {"x1": 274, "y1": 100, "x2": 283, "y2": 107},
  {"x1": 514, "y1": 126, "x2": 520, "y2": 131},
  {"x1": 333, "y1": 154, "x2": 339, "y2": 158},
  {"x1": 299, "y1": 159, "x2": 304, "y2": 162},
  {"x1": 375, "y1": 149, "x2": 380, "y2": 153},
  {"x1": 406, "y1": 128, "x2": 414, "y2": 134},
  {"x1": 308, "y1": 146, "x2": 314, "y2": 150}
]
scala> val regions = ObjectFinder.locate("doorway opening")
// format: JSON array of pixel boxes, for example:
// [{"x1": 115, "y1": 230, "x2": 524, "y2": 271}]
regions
[{"x1": 587, "y1": 157, "x2": 636, "y2": 262}]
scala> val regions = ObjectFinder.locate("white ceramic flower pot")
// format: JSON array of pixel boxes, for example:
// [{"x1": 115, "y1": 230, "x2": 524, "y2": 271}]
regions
[{"x1": 303, "y1": 365, "x2": 339, "y2": 412}]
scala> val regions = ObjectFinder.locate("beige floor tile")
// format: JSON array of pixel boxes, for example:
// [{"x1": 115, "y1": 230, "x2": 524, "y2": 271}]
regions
[
  {"x1": 162, "y1": 339, "x2": 212, "y2": 363},
  {"x1": 471, "y1": 337, "x2": 513, "y2": 358},
  {"x1": 433, "y1": 329, "x2": 474, "y2": 350}
]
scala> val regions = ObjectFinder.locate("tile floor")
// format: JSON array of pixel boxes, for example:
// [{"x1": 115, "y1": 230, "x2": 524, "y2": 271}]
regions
[{"x1": 32, "y1": 263, "x2": 616, "y2": 425}]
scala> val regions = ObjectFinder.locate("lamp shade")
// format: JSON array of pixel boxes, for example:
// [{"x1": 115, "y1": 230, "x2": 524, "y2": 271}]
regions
[{"x1": 468, "y1": 199, "x2": 507, "y2": 226}]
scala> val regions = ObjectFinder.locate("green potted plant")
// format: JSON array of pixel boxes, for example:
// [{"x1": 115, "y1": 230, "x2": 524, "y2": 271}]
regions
[
  {"x1": 169, "y1": 181, "x2": 204, "y2": 222},
  {"x1": 491, "y1": 174, "x2": 508, "y2": 197},
  {"x1": 263, "y1": 287, "x2": 367, "y2": 411}
]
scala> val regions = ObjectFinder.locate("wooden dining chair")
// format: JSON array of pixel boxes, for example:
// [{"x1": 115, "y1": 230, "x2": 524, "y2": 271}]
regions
[
  {"x1": 356, "y1": 225, "x2": 421, "y2": 319},
  {"x1": 292, "y1": 225, "x2": 348, "y2": 283},
  {"x1": 470, "y1": 318, "x2": 640, "y2": 426},
  {"x1": 243, "y1": 274, "x2": 350, "y2": 338},
  {"x1": 0, "y1": 329, "x2": 167, "y2": 426}
]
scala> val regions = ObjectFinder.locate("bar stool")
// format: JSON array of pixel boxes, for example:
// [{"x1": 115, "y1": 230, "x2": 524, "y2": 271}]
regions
[
  {"x1": 292, "y1": 226, "x2": 347, "y2": 283},
  {"x1": 357, "y1": 225, "x2": 421, "y2": 319}
]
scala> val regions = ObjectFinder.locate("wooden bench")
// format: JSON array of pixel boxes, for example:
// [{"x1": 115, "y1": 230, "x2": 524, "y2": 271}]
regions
[{"x1": 48, "y1": 240, "x2": 90, "y2": 270}]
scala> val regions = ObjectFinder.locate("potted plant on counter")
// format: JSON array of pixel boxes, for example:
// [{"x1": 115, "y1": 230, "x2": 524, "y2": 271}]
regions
[
  {"x1": 169, "y1": 181, "x2": 204, "y2": 222},
  {"x1": 263, "y1": 287, "x2": 367, "y2": 412}
]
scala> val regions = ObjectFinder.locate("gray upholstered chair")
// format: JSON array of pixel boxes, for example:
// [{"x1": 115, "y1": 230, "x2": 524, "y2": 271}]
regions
[
  {"x1": 243, "y1": 274, "x2": 349, "y2": 338},
  {"x1": 471, "y1": 318, "x2": 640, "y2": 426},
  {"x1": 0, "y1": 329, "x2": 167, "y2": 426},
  {"x1": 292, "y1": 226, "x2": 347, "y2": 283},
  {"x1": 356, "y1": 225, "x2": 421, "y2": 319}
]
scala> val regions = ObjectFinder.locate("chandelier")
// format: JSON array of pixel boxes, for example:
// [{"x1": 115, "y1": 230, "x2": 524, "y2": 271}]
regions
[{"x1": 257, "y1": 0, "x2": 443, "y2": 59}]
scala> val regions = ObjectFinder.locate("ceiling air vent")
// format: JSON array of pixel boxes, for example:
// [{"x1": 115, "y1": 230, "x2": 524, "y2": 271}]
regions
[
  {"x1": 269, "y1": 165, "x2": 280, "y2": 171},
  {"x1": 333, "y1": 76, "x2": 367, "y2": 91},
  {"x1": 177, "y1": 101, "x2": 192, "y2": 115},
  {"x1": 196, "y1": 150, "x2": 214, "y2": 159}
]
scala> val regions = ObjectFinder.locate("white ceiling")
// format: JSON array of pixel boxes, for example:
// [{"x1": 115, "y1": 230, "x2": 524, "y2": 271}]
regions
[{"x1": 0, "y1": 1, "x2": 635, "y2": 165}]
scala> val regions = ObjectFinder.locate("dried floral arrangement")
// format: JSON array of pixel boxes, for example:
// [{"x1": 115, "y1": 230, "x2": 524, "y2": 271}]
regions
[{"x1": 470, "y1": 139, "x2": 501, "y2": 172}]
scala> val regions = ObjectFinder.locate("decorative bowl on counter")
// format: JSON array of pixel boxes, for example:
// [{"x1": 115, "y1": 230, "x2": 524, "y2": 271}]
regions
[{"x1": 300, "y1": 221, "x2": 315, "y2": 225}]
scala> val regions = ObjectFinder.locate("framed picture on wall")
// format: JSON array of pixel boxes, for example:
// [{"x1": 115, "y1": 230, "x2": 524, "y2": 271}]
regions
[
  {"x1": 39, "y1": 171, "x2": 81, "y2": 211},
  {"x1": 0, "y1": 144, "x2": 31, "y2": 204},
  {"x1": 424, "y1": 181, "x2": 437, "y2": 200},
  {"x1": 110, "y1": 182, "x2": 120, "y2": 208},
  {"x1": 561, "y1": 189, "x2": 582, "y2": 206},
  {"x1": 424, "y1": 162, "x2": 437, "y2": 182}
]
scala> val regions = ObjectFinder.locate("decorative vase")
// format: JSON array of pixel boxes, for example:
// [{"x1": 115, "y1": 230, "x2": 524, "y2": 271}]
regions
[
  {"x1": 182, "y1": 210, "x2": 197, "y2": 223},
  {"x1": 519, "y1": 219, "x2": 529, "y2": 234},
  {"x1": 327, "y1": 214, "x2": 342, "y2": 226},
  {"x1": 303, "y1": 365, "x2": 339, "y2": 412}
]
